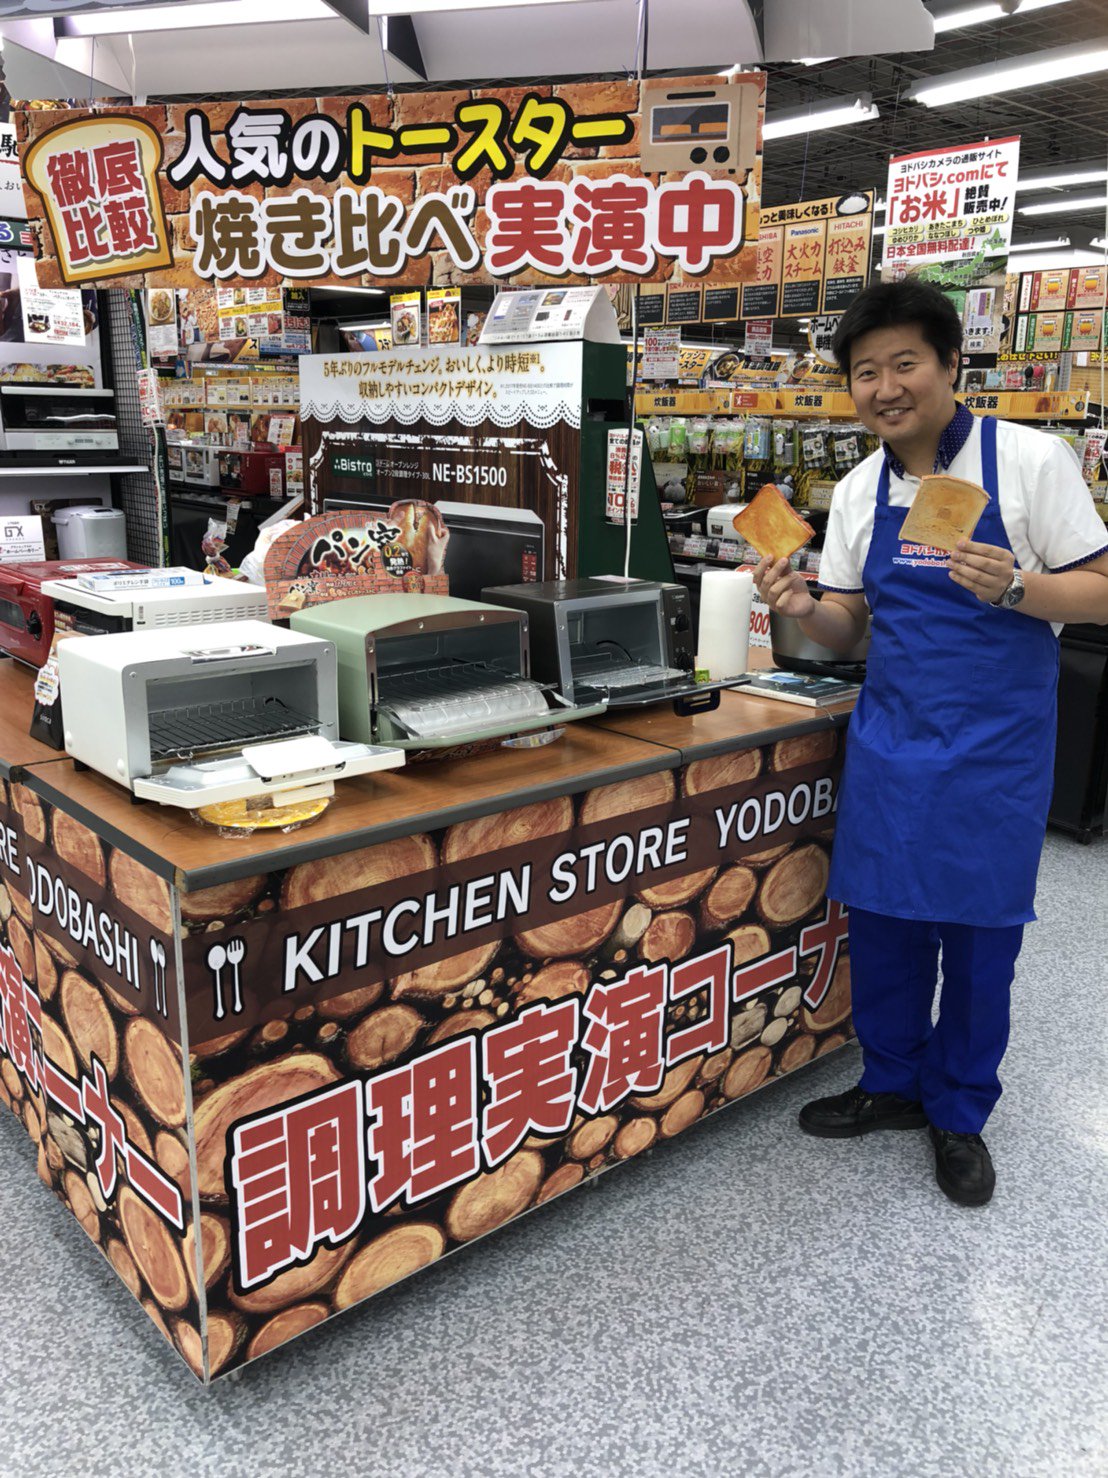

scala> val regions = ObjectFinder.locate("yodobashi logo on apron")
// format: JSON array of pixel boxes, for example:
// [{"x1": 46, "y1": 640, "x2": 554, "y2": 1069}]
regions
[{"x1": 894, "y1": 541, "x2": 949, "y2": 569}]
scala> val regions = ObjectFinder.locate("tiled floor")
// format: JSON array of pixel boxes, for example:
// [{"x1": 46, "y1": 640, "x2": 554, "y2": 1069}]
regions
[{"x1": 0, "y1": 831, "x2": 1104, "y2": 1478}]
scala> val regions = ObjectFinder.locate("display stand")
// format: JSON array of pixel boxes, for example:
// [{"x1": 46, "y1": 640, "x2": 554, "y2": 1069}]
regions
[{"x1": 0, "y1": 669, "x2": 855, "y2": 1382}]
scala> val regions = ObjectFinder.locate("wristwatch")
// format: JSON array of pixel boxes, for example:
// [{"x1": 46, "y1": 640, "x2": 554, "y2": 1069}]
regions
[{"x1": 991, "y1": 569, "x2": 1026, "y2": 609}]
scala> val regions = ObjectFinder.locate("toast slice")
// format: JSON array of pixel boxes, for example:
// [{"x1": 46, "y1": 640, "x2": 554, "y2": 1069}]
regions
[
  {"x1": 898, "y1": 473, "x2": 989, "y2": 554},
  {"x1": 733, "y1": 484, "x2": 815, "y2": 562}
]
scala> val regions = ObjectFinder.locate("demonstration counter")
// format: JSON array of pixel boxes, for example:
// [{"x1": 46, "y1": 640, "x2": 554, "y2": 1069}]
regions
[{"x1": 0, "y1": 665, "x2": 855, "y2": 1382}]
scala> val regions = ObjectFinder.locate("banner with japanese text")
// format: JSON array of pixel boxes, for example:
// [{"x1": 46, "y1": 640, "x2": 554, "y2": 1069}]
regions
[
  {"x1": 882, "y1": 137, "x2": 1020, "y2": 365},
  {"x1": 16, "y1": 75, "x2": 764, "y2": 292},
  {"x1": 740, "y1": 191, "x2": 872, "y2": 320}
]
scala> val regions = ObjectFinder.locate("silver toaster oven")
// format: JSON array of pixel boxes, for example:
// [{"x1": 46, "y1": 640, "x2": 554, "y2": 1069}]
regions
[{"x1": 482, "y1": 578, "x2": 747, "y2": 713}]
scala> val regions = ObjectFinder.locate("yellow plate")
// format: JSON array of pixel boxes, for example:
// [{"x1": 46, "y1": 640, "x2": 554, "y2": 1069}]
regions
[{"x1": 195, "y1": 796, "x2": 330, "y2": 832}]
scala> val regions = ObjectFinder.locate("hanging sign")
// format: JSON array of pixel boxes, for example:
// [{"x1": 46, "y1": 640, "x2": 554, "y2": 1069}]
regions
[
  {"x1": 606, "y1": 427, "x2": 643, "y2": 524},
  {"x1": 18, "y1": 75, "x2": 765, "y2": 291},
  {"x1": 741, "y1": 192, "x2": 873, "y2": 319},
  {"x1": 882, "y1": 137, "x2": 1020, "y2": 363},
  {"x1": 642, "y1": 325, "x2": 681, "y2": 380},
  {"x1": 743, "y1": 318, "x2": 773, "y2": 356}
]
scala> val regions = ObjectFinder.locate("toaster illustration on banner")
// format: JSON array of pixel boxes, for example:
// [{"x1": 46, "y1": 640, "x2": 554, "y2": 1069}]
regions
[
  {"x1": 290, "y1": 593, "x2": 607, "y2": 755},
  {"x1": 57, "y1": 621, "x2": 405, "y2": 808}
]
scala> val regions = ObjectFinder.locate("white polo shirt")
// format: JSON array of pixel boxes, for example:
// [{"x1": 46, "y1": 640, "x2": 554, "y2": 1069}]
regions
[{"x1": 818, "y1": 415, "x2": 1108, "y2": 634}]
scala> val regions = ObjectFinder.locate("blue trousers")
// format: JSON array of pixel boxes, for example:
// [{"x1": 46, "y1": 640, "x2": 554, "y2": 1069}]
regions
[{"x1": 847, "y1": 907, "x2": 1025, "y2": 1134}]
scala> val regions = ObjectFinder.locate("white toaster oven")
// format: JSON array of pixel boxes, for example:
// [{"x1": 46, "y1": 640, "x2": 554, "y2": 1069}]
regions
[
  {"x1": 41, "y1": 574, "x2": 269, "y2": 637},
  {"x1": 57, "y1": 621, "x2": 404, "y2": 808}
]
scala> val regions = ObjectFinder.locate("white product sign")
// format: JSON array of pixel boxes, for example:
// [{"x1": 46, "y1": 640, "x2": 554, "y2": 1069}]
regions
[
  {"x1": 300, "y1": 342, "x2": 585, "y2": 431},
  {"x1": 20, "y1": 282, "x2": 85, "y2": 345},
  {"x1": 744, "y1": 318, "x2": 773, "y2": 356},
  {"x1": 0, "y1": 514, "x2": 46, "y2": 563},
  {"x1": 883, "y1": 135, "x2": 1020, "y2": 274},
  {"x1": 606, "y1": 428, "x2": 643, "y2": 523},
  {"x1": 749, "y1": 588, "x2": 772, "y2": 649},
  {"x1": 0, "y1": 123, "x2": 27, "y2": 223},
  {"x1": 642, "y1": 325, "x2": 680, "y2": 380},
  {"x1": 481, "y1": 286, "x2": 620, "y2": 345}
]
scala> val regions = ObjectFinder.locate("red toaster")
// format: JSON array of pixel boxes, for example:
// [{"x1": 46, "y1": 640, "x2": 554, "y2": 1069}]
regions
[{"x1": 0, "y1": 559, "x2": 146, "y2": 667}]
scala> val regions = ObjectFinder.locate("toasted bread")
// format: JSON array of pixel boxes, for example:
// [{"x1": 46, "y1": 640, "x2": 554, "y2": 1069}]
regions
[
  {"x1": 898, "y1": 474, "x2": 989, "y2": 554},
  {"x1": 733, "y1": 484, "x2": 815, "y2": 562}
]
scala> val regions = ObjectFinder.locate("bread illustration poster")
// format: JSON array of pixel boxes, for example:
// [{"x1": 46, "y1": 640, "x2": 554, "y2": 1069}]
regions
[{"x1": 263, "y1": 504, "x2": 451, "y2": 618}]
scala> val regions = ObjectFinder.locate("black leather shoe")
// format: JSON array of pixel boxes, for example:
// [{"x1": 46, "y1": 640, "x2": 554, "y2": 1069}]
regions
[
  {"x1": 798, "y1": 1084, "x2": 928, "y2": 1138},
  {"x1": 930, "y1": 1126, "x2": 996, "y2": 1206}
]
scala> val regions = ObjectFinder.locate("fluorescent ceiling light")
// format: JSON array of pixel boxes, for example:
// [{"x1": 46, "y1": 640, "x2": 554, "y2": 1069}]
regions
[
  {"x1": 1001, "y1": 248, "x2": 1106, "y2": 270},
  {"x1": 930, "y1": 0, "x2": 1074, "y2": 33},
  {"x1": 873, "y1": 224, "x2": 887, "y2": 236},
  {"x1": 1008, "y1": 236, "x2": 1070, "y2": 252},
  {"x1": 344, "y1": 320, "x2": 390, "y2": 331},
  {"x1": 1017, "y1": 163, "x2": 1108, "y2": 192},
  {"x1": 906, "y1": 37, "x2": 1108, "y2": 107},
  {"x1": 1019, "y1": 192, "x2": 1108, "y2": 216},
  {"x1": 313, "y1": 286, "x2": 387, "y2": 295},
  {"x1": 763, "y1": 94, "x2": 878, "y2": 141},
  {"x1": 64, "y1": 0, "x2": 331, "y2": 32},
  {"x1": 368, "y1": 0, "x2": 591, "y2": 11}
]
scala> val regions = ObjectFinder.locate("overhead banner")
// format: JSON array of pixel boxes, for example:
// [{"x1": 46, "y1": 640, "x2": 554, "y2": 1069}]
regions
[
  {"x1": 883, "y1": 136, "x2": 1020, "y2": 364},
  {"x1": 740, "y1": 191, "x2": 873, "y2": 320},
  {"x1": 17, "y1": 76, "x2": 764, "y2": 291}
]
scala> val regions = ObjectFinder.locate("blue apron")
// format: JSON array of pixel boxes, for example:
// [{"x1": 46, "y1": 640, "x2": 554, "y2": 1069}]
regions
[{"x1": 829, "y1": 416, "x2": 1059, "y2": 927}]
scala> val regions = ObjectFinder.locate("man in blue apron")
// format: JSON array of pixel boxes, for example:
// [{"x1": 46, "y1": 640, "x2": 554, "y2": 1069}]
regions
[{"x1": 755, "y1": 280, "x2": 1108, "y2": 1206}]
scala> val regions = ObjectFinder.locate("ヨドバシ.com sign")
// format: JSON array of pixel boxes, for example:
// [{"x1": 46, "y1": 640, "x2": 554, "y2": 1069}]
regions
[{"x1": 17, "y1": 76, "x2": 765, "y2": 291}]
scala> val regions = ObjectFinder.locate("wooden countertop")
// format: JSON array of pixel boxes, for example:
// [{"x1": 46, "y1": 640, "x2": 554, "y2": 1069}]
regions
[
  {"x1": 593, "y1": 683, "x2": 854, "y2": 764},
  {"x1": 0, "y1": 659, "x2": 75, "y2": 779},
  {"x1": 4, "y1": 655, "x2": 857, "y2": 891},
  {"x1": 23, "y1": 720, "x2": 678, "y2": 891}
]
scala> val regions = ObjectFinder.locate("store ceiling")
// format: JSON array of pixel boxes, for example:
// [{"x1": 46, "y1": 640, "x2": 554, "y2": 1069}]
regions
[
  {"x1": 1, "y1": 0, "x2": 1104, "y2": 252},
  {"x1": 761, "y1": 0, "x2": 1108, "y2": 247}
]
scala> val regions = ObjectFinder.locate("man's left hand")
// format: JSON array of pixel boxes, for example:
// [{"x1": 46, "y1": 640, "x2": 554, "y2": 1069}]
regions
[{"x1": 948, "y1": 539, "x2": 1016, "y2": 604}]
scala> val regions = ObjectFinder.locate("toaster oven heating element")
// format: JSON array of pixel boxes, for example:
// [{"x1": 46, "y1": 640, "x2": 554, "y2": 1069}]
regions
[{"x1": 148, "y1": 695, "x2": 315, "y2": 764}]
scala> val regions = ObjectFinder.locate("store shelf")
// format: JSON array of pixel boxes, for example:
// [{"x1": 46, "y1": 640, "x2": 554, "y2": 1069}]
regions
[
  {"x1": 0, "y1": 464, "x2": 149, "y2": 477},
  {"x1": 638, "y1": 388, "x2": 1091, "y2": 422},
  {"x1": 0, "y1": 387, "x2": 114, "y2": 398}
]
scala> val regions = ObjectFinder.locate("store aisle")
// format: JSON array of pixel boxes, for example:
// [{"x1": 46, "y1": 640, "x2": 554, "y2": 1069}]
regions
[{"x1": 0, "y1": 831, "x2": 1103, "y2": 1478}]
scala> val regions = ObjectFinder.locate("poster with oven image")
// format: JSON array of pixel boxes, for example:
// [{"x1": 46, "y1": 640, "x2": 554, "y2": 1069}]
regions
[
  {"x1": 300, "y1": 341, "x2": 676, "y2": 586},
  {"x1": 0, "y1": 782, "x2": 207, "y2": 1378}
]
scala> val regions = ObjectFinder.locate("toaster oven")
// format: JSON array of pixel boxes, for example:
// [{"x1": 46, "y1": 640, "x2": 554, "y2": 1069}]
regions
[
  {"x1": 290, "y1": 593, "x2": 607, "y2": 753},
  {"x1": 41, "y1": 573, "x2": 269, "y2": 639},
  {"x1": 58, "y1": 622, "x2": 404, "y2": 808},
  {"x1": 169, "y1": 443, "x2": 221, "y2": 488},
  {"x1": 482, "y1": 578, "x2": 746, "y2": 713},
  {"x1": 218, "y1": 449, "x2": 286, "y2": 498},
  {"x1": 0, "y1": 385, "x2": 118, "y2": 456},
  {"x1": 0, "y1": 559, "x2": 145, "y2": 667}
]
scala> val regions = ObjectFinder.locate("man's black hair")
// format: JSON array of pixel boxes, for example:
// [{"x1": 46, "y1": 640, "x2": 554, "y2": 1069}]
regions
[{"x1": 832, "y1": 280, "x2": 964, "y2": 384}]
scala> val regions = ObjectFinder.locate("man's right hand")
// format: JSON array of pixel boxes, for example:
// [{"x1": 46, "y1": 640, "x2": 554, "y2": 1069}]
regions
[{"x1": 754, "y1": 557, "x2": 817, "y2": 619}]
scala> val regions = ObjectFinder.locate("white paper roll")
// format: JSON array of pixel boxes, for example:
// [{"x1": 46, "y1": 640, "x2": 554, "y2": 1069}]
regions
[{"x1": 698, "y1": 568, "x2": 753, "y2": 680}]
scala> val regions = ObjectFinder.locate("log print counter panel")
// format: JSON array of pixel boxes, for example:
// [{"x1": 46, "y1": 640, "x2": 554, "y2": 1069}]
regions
[
  {"x1": 178, "y1": 726, "x2": 852, "y2": 1380},
  {"x1": 0, "y1": 783, "x2": 209, "y2": 1376}
]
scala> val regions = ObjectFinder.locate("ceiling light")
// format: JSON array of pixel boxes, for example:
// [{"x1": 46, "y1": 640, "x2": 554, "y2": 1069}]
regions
[
  {"x1": 905, "y1": 36, "x2": 1108, "y2": 107},
  {"x1": 1017, "y1": 163, "x2": 1108, "y2": 192},
  {"x1": 62, "y1": 0, "x2": 332, "y2": 33},
  {"x1": 1094, "y1": 237, "x2": 1107, "y2": 249},
  {"x1": 763, "y1": 94, "x2": 879, "y2": 141},
  {"x1": 1019, "y1": 192, "x2": 1108, "y2": 216},
  {"x1": 368, "y1": 0, "x2": 591, "y2": 11},
  {"x1": 873, "y1": 224, "x2": 887, "y2": 236},
  {"x1": 1008, "y1": 236, "x2": 1070, "y2": 252},
  {"x1": 930, "y1": 0, "x2": 1075, "y2": 34},
  {"x1": 313, "y1": 286, "x2": 387, "y2": 296}
]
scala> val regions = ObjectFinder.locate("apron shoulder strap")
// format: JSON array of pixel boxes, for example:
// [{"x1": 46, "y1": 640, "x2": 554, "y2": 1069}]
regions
[
  {"x1": 876, "y1": 454, "x2": 892, "y2": 509},
  {"x1": 980, "y1": 414, "x2": 999, "y2": 496}
]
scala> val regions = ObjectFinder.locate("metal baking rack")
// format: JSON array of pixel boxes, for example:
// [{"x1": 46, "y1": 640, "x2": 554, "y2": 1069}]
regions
[
  {"x1": 570, "y1": 650, "x2": 686, "y2": 692},
  {"x1": 148, "y1": 695, "x2": 317, "y2": 763},
  {"x1": 377, "y1": 657, "x2": 552, "y2": 740}
]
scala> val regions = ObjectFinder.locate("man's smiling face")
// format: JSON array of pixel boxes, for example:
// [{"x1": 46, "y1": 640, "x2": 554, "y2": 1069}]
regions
[{"x1": 848, "y1": 322, "x2": 959, "y2": 454}]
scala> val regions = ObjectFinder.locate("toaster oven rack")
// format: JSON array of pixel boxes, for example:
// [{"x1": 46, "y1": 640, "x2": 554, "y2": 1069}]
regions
[
  {"x1": 148, "y1": 695, "x2": 317, "y2": 763},
  {"x1": 378, "y1": 658, "x2": 551, "y2": 739},
  {"x1": 571, "y1": 651, "x2": 686, "y2": 691}
]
